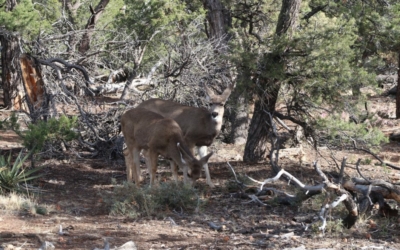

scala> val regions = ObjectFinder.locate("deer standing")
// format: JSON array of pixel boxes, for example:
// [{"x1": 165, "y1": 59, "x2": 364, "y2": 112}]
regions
[
  {"x1": 136, "y1": 83, "x2": 234, "y2": 187},
  {"x1": 121, "y1": 108, "x2": 213, "y2": 187}
]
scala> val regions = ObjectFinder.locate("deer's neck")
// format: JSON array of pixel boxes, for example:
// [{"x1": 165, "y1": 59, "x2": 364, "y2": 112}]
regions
[{"x1": 212, "y1": 113, "x2": 224, "y2": 134}]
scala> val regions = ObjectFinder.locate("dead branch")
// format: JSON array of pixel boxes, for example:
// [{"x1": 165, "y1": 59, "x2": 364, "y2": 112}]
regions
[
  {"x1": 247, "y1": 168, "x2": 326, "y2": 192},
  {"x1": 265, "y1": 111, "x2": 282, "y2": 173},
  {"x1": 338, "y1": 156, "x2": 347, "y2": 184},
  {"x1": 352, "y1": 139, "x2": 400, "y2": 171},
  {"x1": 274, "y1": 116, "x2": 293, "y2": 132},
  {"x1": 231, "y1": 157, "x2": 364, "y2": 230},
  {"x1": 36, "y1": 57, "x2": 93, "y2": 87}
]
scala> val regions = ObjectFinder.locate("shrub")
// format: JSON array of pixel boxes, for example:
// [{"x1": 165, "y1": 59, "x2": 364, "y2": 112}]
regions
[
  {"x1": 23, "y1": 115, "x2": 78, "y2": 153},
  {"x1": 0, "y1": 150, "x2": 43, "y2": 194},
  {"x1": 0, "y1": 113, "x2": 78, "y2": 153},
  {"x1": 107, "y1": 180, "x2": 202, "y2": 218},
  {"x1": 315, "y1": 116, "x2": 388, "y2": 149},
  {"x1": 0, "y1": 192, "x2": 52, "y2": 215}
]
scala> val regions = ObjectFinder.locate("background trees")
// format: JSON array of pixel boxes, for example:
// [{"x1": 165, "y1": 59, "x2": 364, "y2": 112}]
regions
[{"x1": 0, "y1": 0, "x2": 398, "y2": 164}]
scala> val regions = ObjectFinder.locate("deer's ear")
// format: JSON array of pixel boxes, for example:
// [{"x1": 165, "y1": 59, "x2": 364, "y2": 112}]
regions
[
  {"x1": 221, "y1": 83, "x2": 234, "y2": 100},
  {"x1": 203, "y1": 83, "x2": 216, "y2": 100},
  {"x1": 177, "y1": 143, "x2": 192, "y2": 163},
  {"x1": 200, "y1": 152, "x2": 213, "y2": 164}
]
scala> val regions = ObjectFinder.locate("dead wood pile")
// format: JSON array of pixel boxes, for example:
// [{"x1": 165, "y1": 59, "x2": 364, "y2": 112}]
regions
[{"x1": 228, "y1": 156, "x2": 400, "y2": 232}]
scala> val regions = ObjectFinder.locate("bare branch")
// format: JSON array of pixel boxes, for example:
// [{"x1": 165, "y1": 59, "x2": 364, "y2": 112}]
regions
[{"x1": 352, "y1": 139, "x2": 400, "y2": 170}]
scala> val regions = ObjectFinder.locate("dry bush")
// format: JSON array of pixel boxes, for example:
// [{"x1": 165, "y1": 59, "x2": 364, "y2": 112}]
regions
[{"x1": 105, "y1": 180, "x2": 203, "y2": 219}]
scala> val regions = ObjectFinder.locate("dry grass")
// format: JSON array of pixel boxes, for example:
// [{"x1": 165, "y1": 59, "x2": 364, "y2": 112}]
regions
[
  {"x1": 0, "y1": 193, "x2": 54, "y2": 215},
  {"x1": 0, "y1": 193, "x2": 33, "y2": 212}
]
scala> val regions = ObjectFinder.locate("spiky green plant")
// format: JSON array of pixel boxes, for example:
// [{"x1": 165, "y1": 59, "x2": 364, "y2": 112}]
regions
[{"x1": 0, "y1": 151, "x2": 43, "y2": 193}]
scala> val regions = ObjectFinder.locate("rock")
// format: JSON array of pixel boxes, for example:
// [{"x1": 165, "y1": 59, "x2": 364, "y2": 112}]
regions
[{"x1": 114, "y1": 241, "x2": 137, "y2": 250}]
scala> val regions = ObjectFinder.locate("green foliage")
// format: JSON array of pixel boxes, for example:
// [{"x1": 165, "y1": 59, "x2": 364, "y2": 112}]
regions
[
  {"x1": 95, "y1": 0, "x2": 125, "y2": 29},
  {"x1": 0, "y1": 150, "x2": 43, "y2": 194},
  {"x1": 316, "y1": 116, "x2": 388, "y2": 149},
  {"x1": 23, "y1": 115, "x2": 78, "y2": 153},
  {"x1": 225, "y1": 174, "x2": 253, "y2": 193},
  {"x1": 0, "y1": 113, "x2": 78, "y2": 153},
  {"x1": 0, "y1": 0, "x2": 61, "y2": 38},
  {"x1": 293, "y1": 16, "x2": 374, "y2": 101},
  {"x1": 231, "y1": 1, "x2": 376, "y2": 108},
  {"x1": 21, "y1": 201, "x2": 49, "y2": 215},
  {"x1": 69, "y1": 0, "x2": 124, "y2": 29},
  {"x1": 114, "y1": 0, "x2": 205, "y2": 71},
  {"x1": 117, "y1": 0, "x2": 204, "y2": 37},
  {"x1": 0, "y1": 112, "x2": 21, "y2": 134},
  {"x1": 107, "y1": 180, "x2": 202, "y2": 218},
  {"x1": 362, "y1": 158, "x2": 372, "y2": 165}
]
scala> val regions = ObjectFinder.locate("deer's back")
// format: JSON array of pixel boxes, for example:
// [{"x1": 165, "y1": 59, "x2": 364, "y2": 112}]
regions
[
  {"x1": 137, "y1": 98, "x2": 199, "y2": 118},
  {"x1": 137, "y1": 99, "x2": 215, "y2": 142},
  {"x1": 121, "y1": 107, "x2": 185, "y2": 155}
]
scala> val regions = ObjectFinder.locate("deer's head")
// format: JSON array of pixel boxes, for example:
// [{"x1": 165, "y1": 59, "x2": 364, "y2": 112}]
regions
[
  {"x1": 203, "y1": 82, "x2": 234, "y2": 127},
  {"x1": 177, "y1": 143, "x2": 213, "y2": 184}
]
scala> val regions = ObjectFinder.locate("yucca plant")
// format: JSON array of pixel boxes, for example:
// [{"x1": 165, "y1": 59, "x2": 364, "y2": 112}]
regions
[{"x1": 0, "y1": 150, "x2": 43, "y2": 193}]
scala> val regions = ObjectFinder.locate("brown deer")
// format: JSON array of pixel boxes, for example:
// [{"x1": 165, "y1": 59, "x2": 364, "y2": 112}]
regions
[
  {"x1": 121, "y1": 108, "x2": 213, "y2": 187},
  {"x1": 136, "y1": 83, "x2": 234, "y2": 187}
]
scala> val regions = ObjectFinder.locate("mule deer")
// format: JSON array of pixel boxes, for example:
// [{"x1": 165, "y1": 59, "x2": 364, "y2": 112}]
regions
[
  {"x1": 121, "y1": 108, "x2": 213, "y2": 187},
  {"x1": 136, "y1": 83, "x2": 234, "y2": 187}
]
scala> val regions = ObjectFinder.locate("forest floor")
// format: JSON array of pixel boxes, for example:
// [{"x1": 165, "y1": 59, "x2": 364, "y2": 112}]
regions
[{"x1": 1, "y1": 93, "x2": 400, "y2": 249}]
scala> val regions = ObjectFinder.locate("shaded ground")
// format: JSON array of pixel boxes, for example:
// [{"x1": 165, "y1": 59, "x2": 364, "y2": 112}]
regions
[
  {"x1": 1, "y1": 140, "x2": 400, "y2": 249},
  {"x1": 1, "y1": 94, "x2": 400, "y2": 249}
]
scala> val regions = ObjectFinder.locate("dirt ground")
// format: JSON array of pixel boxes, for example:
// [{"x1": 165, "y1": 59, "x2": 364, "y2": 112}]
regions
[{"x1": 1, "y1": 94, "x2": 400, "y2": 249}]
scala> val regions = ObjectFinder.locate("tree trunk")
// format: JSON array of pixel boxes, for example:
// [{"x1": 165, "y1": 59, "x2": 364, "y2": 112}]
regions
[
  {"x1": 78, "y1": 0, "x2": 110, "y2": 55},
  {"x1": 19, "y1": 54, "x2": 49, "y2": 121},
  {"x1": 0, "y1": 1, "x2": 22, "y2": 109},
  {"x1": 202, "y1": 0, "x2": 232, "y2": 44},
  {"x1": 243, "y1": 79, "x2": 280, "y2": 162},
  {"x1": 228, "y1": 94, "x2": 251, "y2": 145},
  {"x1": 202, "y1": 0, "x2": 250, "y2": 145},
  {"x1": 0, "y1": 30, "x2": 24, "y2": 110},
  {"x1": 243, "y1": 0, "x2": 302, "y2": 162},
  {"x1": 5, "y1": 0, "x2": 17, "y2": 10},
  {"x1": 396, "y1": 50, "x2": 400, "y2": 119}
]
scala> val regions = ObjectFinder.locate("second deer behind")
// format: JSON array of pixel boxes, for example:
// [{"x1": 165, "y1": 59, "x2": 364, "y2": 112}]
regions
[{"x1": 136, "y1": 82, "x2": 234, "y2": 187}]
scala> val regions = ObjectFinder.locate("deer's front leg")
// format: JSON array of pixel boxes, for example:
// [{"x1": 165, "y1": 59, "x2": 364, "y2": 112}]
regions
[
  {"x1": 181, "y1": 164, "x2": 192, "y2": 186},
  {"x1": 144, "y1": 150, "x2": 158, "y2": 187},
  {"x1": 198, "y1": 146, "x2": 214, "y2": 187}
]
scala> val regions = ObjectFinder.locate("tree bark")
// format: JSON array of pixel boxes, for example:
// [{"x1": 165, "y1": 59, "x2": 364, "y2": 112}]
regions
[
  {"x1": 243, "y1": 78, "x2": 280, "y2": 162},
  {"x1": 78, "y1": 0, "x2": 110, "y2": 55},
  {"x1": 0, "y1": 0, "x2": 22, "y2": 109},
  {"x1": 396, "y1": 50, "x2": 400, "y2": 119},
  {"x1": 0, "y1": 30, "x2": 24, "y2": 109},
  {"x1": 5, "y1": 0, "x2": 17, "y2": 10},
  {"x1": 203, "y1": 0, "x2": 232, "y2": 44},
  {"x1": 243, "y1": 0, "x2": 302, "y2": 162},
  {"x1": 202, "y1": 0, "x2": 250, "y2": 145},
  {"x1": 19, "y1": 54, "x2": 49, "y2": 121},
  {"x1": 228, "y1": 94, "x2": 251, "y2": 145}
]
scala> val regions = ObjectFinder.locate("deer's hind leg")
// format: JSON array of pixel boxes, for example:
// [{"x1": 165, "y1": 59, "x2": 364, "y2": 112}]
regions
[
  {"x1": 132, "y1": 148, "x2": 143, "y2": 186},
  {"x1": 123, "y1": 147, "x2": 135, "y2": 182},
  {"x1": 170, "y1": 160, "x2": 179, "y2": 182}
]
